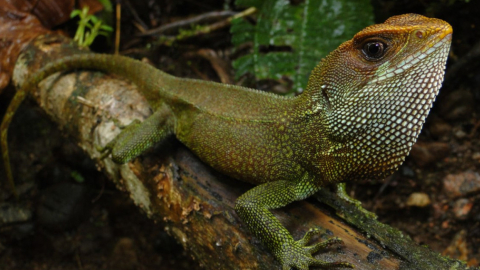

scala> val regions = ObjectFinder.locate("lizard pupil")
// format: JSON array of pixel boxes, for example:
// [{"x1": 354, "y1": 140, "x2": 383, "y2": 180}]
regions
[{"x1": 363, "y1": 41, "x2": 386, "y2": 60}]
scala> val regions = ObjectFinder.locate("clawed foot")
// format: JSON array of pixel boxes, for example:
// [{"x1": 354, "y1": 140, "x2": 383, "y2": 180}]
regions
[
  {"x1": 95, "y1": 134, "x2": 115, "y2": 160},
  {"x1": 94, "y1": 118, "x2": 131, "y2": 160},
  {"x1": 277, "y1": 228, "x2": 355, "y2": 270},
  {"x1": 94, "y1": 118, "x2": 143, "y2": 163}
]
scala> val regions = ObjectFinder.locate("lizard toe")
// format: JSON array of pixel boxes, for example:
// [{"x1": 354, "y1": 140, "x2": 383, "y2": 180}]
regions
[
  {"x1": 278, "y1": 237, "x2": 351, "y2": 270},
  {"x1": 298, "y1": 228, "x2": 322, "y2": 246},
  {"x1": 305, "y1": 236, "x2": 343, "y2": 254}
]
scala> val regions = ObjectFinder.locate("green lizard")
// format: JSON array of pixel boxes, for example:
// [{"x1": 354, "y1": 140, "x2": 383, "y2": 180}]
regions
[{"x1": 1, "y1": 14, "x2": 452, "y2": 269}]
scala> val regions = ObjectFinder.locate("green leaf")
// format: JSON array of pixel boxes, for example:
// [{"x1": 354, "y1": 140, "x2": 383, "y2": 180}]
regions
[
  {"x1": 70, "y1": 6, "x2": 113, "y2": 48},
  {"x1": 100, "y1": 24, "x2": 114, "y2": 32},
  {"x1": 70, "y1": 9, "x2": 82, "y2": 18},
  {"x1": 90, "y1": 16, "x2": 99, "y2": 23},
  {"x1": 97, "y1": 0, "x2": 113, "y2": 12},
  {"x1": 232, "y1": 0, "x2": 374, "y2": 92},
  {"x1": 71, "y1": 171, "x2": 85, "y2": 183}
]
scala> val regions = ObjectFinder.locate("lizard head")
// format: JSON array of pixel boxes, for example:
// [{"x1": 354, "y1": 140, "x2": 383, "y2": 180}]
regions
[{"x1": 305, "y1": 14, "x2": 452, "y2": 181}]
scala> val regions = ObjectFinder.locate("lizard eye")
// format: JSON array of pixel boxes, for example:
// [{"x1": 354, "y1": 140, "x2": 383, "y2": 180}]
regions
[{"x1": 362, "y1": 41, "x2": 387, "y2": 60}]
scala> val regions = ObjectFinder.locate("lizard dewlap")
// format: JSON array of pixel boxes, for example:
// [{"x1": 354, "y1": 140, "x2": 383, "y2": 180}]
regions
[{"x1": 1, "y1": 14, "x2": 452, "y2": 269}]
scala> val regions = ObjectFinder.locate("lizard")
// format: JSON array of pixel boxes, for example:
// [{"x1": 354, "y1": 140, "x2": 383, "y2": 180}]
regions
[{"x1": 1, "y1": 14, "x2": 452, "y2": 269}]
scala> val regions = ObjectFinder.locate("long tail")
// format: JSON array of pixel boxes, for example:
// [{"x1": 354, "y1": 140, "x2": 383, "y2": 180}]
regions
[
  {"x1": 1, "y1": 53, "x2": 173, "y2": 198},
  {"x1": 1, "y1": 90, "x2": 27, "y2": 198}
]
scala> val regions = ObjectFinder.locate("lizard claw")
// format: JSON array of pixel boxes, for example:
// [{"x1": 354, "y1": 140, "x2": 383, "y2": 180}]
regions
[{"x1": 277, "y1": 229, "x2": 354, "y2": 269}]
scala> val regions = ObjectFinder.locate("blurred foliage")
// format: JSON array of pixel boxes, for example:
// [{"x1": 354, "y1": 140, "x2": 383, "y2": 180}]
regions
[
  {"x1": 232, "y1": 0, "x2": 374, "y2": 93},
  {"x1": 71, "y1": 6, "x2": 113, "y2": 48}
]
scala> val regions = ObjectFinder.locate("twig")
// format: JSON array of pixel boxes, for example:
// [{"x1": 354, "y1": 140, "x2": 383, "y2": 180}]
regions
[
  {"x1": 156, "y1": 7, "x2": 256, "y2": 46},
  {"x1": 137, "y1": 10, "x2": 237, "y2": 37},
  {"x1": 184, "y1": 49, "x2": 234, "y2": 84},
  {"x1": 124, "y1": 0, "x2": 149, "y2": 31},
  {"x1": 75, "y1": 96, "x2": 96, "y2": 108},
  {"x1": 115, "y1": 2, "x2": 121, "y2": 54}
]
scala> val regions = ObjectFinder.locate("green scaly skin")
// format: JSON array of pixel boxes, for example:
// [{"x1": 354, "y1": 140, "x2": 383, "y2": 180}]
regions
[{"x1": 1, "y1": 14, "x2": 452, "y2": 269}]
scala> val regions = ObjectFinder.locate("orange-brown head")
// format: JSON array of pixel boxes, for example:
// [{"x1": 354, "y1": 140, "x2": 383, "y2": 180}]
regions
[{"x1": 304, "y1": 14, "x2": 452, "y2": 182}]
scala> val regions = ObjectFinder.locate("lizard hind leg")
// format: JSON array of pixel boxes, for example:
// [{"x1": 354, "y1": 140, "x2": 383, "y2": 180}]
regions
[{"x1": 100, "y1": 104, "x2": 175, "y2": 164}]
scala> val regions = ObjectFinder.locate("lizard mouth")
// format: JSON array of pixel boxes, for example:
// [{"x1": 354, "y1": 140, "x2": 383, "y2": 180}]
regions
[
  {"x1": 416, "y1": 31, "x2": 452, "y2": 63},
  {"x1": 438, "y1": 24, "x2": 453, "y2": 39},
  {"x1": 434, "y1": 31, "x2": 452, "y2": 45},
  {"x1": 427, "y1": 25, "x2": 452, "y2": 47}
]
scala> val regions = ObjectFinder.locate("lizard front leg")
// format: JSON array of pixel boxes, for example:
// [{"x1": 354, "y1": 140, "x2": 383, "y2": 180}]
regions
[
  {"x1": 100, "y1": 104, "x2": 174, "y2": 163},
  {"x1": 235, "y1": 176, "x2": 354, "y2": 270}
]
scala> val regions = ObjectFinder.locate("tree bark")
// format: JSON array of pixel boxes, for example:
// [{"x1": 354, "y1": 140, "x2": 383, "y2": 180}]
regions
[{"x1": 5, "y1": 34, "x2": 469, "y2": 270}]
